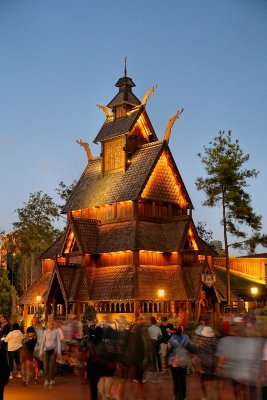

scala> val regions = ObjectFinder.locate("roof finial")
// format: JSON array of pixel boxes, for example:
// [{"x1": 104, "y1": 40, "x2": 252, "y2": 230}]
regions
[{"x1": 124, "y1": 56, "x2": 127, "y2": 77}]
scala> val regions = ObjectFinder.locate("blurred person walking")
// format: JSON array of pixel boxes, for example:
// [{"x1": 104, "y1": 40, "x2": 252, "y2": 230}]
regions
[
  {"x1": 216, "y1": 323, "x2": 264, "y2": 400},
  {"x1": 31, "y1": 316, "x2": 44, "y2": 383},
  {"x1": 159, "y1": 316, "x2": 175, "y2": 369},
  {"x1": 168, "y1": 325, "x2": 197, "y2": 400},
  {"x1": 4, "y1": 322, "x2": 24, "y2": 379},
  {"x1": 20, "y1": 326, "x2": 37, "y2": 386},
  {"x1": 194, "y1": 325, "x2": 217, "y2": 400},
  {"x1": 40, "y1": 320, "x2": 61, "y2": 388}
]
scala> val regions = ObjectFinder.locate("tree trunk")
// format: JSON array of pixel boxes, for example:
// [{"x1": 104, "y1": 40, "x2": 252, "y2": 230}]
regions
[{"x1": 222, "y1": 190, "x2": 231, "y2": 306}]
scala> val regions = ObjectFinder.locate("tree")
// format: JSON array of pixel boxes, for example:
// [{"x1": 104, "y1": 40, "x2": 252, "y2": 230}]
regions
[
  {"x1": 0, "y1": 268, "x2": 18, "y2": 320},
  {"x1": 196, "y1": 221, "x2": 213, "y2": 243},
  {"x1": 10, "y1": 181, "x2": 76, "y2": 294},
  {"x1": 12, "y1": 191, "x2": 62, "y2": 292},
  {"x1": 81, "y1": 305, "x2": 97, "y2": 336},
  {"x1": 195, "y1": 130, "x2": 267, "y2": 305},
  {"x1": 55, "y1": 180, "x2": 77, "y2": 205}
]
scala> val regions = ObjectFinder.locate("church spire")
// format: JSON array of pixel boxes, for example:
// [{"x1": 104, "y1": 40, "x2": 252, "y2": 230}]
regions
[
  {"x1": 106, "y1": 59, "x2": 141, "y2": 116},
  {"x1": 124, "y1": 56, "x2": 127, "y2": 77}
]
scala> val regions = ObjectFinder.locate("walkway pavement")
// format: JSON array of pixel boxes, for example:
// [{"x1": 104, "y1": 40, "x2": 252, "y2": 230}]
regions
[{"x1": 5, "y1": 370, "x2": 238, "y2": 400}]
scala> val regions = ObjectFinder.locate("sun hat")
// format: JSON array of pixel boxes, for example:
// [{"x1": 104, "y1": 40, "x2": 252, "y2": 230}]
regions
[
  {"x1": 201, "y1": 326, "x2": 215, "y2": 338},
  {"x1": 195, "y1": 325, "x2": 203, "y2": 336}
]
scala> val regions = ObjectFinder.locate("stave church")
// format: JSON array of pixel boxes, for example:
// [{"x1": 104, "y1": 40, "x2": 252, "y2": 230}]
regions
[{"x1": 20, "y1": 68, "x2": 233, "y2": 326}]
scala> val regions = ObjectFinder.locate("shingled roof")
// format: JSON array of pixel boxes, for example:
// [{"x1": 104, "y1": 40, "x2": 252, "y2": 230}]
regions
[
  {"x1": 138, "y1": 265, "x2": 189, "y2": 300},
  {"x1": 90, "y1": 265, "x2": 135, "y2": 301},
  {"x1": 40, "y1": 233, "x2": 65, "y2": 260},
  {"x1": 93, "y1": 107, "x2": 142, "y2": 143},
  {"x1": 137, "y1": 219, "x2": 190, "y2": 252},
  {"x1": 49, "y1": 264, "x2": 82, "y2": 303},
  {"x1": 19, "y1": 272, "x2": 52, "y2": 304},
  {"x1": 63, "y1": 141, "x2": 193, "y2": 213},
  {"x1": 63, "y1": 141, "x2": 164, "y2": 212},
  {"x1": 106, "y1": 76, "x2": 141, "y2": 109},
  {"x1": 71, "y1": 218, "x2": 100, "y2": 253},
  {"x1": 183, "y1": 264, "x2": 239, "y2": 302},
  {"x1": 55, "y1": 217, "x2": 193, "y2": 256}
]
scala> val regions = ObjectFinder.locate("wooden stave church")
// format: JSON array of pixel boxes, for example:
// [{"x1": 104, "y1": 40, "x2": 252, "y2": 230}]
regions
[{"x1": 19, "y1": 72, "x2": 233, "y2": 325}]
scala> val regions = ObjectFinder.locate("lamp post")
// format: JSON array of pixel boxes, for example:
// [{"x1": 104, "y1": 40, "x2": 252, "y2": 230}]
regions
[
  {"x1": 36, "y1": 295, "x2": 41, "y2": 318},
  {"x1": 251, "y1": 287, "x2": 258, "y2": 309}
]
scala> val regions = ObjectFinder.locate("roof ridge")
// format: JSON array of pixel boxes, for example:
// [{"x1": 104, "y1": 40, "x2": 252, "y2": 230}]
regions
[
  {"x1": 140, "y1": 140, "x2": 164, "y2": 149},
  {"x1": 73, "y1": 217, "x2": 101, "y2": 225}
]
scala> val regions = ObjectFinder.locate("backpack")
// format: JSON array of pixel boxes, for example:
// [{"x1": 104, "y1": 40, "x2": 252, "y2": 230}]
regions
[{"x1": 168, "y1": 336, "x2": 190, "y2": 368}]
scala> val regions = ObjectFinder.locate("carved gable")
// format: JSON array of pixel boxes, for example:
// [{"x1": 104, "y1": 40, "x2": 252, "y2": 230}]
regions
[
  {"x1": 62, "y1": 228, "x2": 80, "y2": 254},
  {"x1": 141, "y1": 150, "x2": 189, "y2": 207},
  {"x1": 183, "y1": 224, "x2": 200, "y2": 250}
]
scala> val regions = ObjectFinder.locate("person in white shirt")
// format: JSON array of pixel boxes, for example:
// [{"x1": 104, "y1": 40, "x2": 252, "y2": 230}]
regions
[
  {"x1": 4, "y1": 323, "x2": 24, "y2": 379},
  {"x1": 40, "y1": 320, "x2": 61, "y2": 388},
  {"x1": 148, "y1": 317, "x2": 162, "y2": 373}
]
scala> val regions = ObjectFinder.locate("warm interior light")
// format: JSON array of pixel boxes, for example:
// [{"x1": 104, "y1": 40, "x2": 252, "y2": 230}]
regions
[
  {"x1": 188, "y1": 227, "x2": 199, "y2": 250},
  {"x1": 64, "y1": 230, "x2": 74, "y2": 253},
  {"x1": 251, "y1": 287, "x2": 258, "y2": 295},
  {"x1": 141, "y1": 152, "x2": 188, "y2": 207}
]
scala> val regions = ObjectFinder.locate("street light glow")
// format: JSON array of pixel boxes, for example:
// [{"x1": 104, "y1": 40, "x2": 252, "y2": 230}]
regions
[
  {"x1": 251, "y1": 287, "x2": 258, "y2": 295},
  {"x1": 158, "y1": 289, "x2": 165, "y2": 298}
]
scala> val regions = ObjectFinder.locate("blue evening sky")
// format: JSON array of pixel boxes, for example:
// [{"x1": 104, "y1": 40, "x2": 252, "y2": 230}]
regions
[{"x1": 1, "y1": 0, "x2": 266, "y2": 255}]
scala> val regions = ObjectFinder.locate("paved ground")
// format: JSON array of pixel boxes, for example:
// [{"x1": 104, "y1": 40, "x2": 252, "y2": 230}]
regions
[{"x1": 5, "y1": 370, "x2": 238, "y2": 400}]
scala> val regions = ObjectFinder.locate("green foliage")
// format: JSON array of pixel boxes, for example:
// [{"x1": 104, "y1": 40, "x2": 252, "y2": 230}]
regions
[
  {"x1": 13, "y1": 191, "x2": 61, "y2": 256},
  {"x1": 55, "y1": 180, "x2": 77, "y2": 212},
  {"x1": 196, "y1": 130, "x2": 266, "y2": 254},
  {"x1": 81, "y1": 305, "x2": 97, "y2": 336},
  {"x1": 0, "y1": 269, "x2": 17, "y2": 318},
  {"x1": 196, "y1": 221, "x2": 213, "y2": 243}
]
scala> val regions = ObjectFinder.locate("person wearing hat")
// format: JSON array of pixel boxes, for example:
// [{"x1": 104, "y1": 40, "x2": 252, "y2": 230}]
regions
[
  {"x1": 159, "y1": 316, "x2": 175, "y2": 369},
  {"x1": 194, "y1": 325, "x2": 217, "y2": 400}
]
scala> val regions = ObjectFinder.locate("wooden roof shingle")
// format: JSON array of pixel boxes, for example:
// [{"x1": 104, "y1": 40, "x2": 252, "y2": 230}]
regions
[
  {"x1": 19, "y1": 272, "x2": 52, "y2": 304},
  {"x1": 63, "y1": 141, "x2": 164, "y2": 212},
  {"x1": 93, "y1": 108, "x2": 142, "y2": 143},
  {"x1": 138, "y1": 265, "x2": 189, "y2": 300},
  {"x1": 90, "y1": 265, "x2": 135, "y2": 301}
]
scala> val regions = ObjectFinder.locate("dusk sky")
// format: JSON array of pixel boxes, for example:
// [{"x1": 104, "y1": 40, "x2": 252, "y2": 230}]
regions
[{"x1": 1, "y1": 1, "x2": 267, "y2": 255}]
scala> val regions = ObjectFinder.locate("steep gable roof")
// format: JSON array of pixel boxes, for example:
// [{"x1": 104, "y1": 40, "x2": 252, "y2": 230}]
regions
[
  {"x1": 141, "y1": 150, "x2": 191, "y2": 207},
  {"x1": 93, "y1": 108, "x2": 142, "y2": 143},
  {"x1": 40, "y1": 233, "x2": 65, "y2": 260},
  {"x1": 70, "y1": 218, "x2": 100, "y2": 253},
  {"x1": 63, "y1": 141, "x2": 193, "y2": 213},
  {"x1": 19, "y1": 271, "x2": 52, "y2": 304},
  {"x1": 63, "y1": 141, "x2": 164, "y2": 212},
  {"x1": 47, "y1": 264, "x2": 82, "y2": 303},
  {"x1": 56, "y1": 217, "x2": 197, "y2": 255}
]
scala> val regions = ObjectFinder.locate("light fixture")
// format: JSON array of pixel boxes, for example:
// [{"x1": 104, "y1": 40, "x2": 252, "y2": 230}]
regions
[{"x1": 251, "y1": 287, "x2": 258, "y2": 296}]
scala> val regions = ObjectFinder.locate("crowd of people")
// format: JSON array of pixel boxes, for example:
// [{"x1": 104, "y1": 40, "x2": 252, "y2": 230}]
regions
[
  {"x1": 0, "y1": 315, "x2": 84, "y2": 397},
  {"x1": 1, "y1": 311, "x2": 267, "y2": 400}
]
